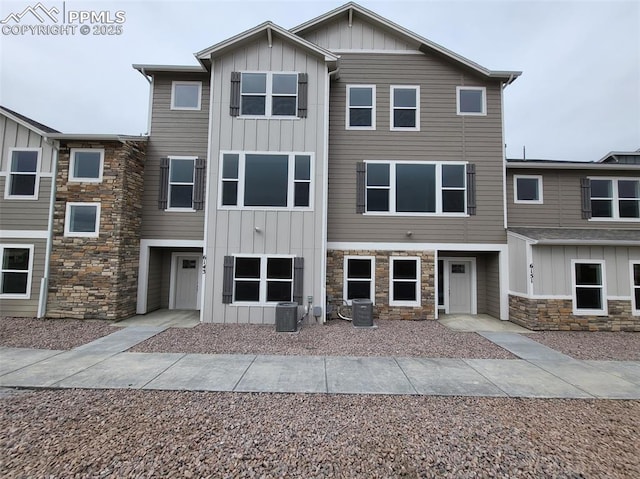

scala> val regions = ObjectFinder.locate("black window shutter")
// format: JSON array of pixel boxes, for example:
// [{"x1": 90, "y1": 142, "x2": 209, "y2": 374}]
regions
[
  {"x1": 193, "y1": 158, "x2": 206, "y2": 211},
  {"x1": 230, "y1": 72, "x2": 241, "y2": 117},
  {"x1": 293, "y1": 257, "x2": 304, "y2": 304},
  {"x1": 297, "y1": 73, "x2": 308, "y2": 118},
  {"x1": 581, "y1": 178, "x2": 592, "y2": 219},
  {"x1": 356, "y1": 162, "x2": 366, "y2": 213},
  {"x1": 222, "y1": 256, "x2": 234, "y2": 304},
  {"x1": 466, "y1": 163, "x2": 476, "y2": 216},
  {"x1": 158, "y1": 157, "x2": 170, "y2": 209}
]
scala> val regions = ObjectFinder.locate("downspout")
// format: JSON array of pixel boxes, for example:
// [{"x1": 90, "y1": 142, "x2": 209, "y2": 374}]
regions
[{"x1": 38, "y1": 139, "x2": 59, "y2": 318}]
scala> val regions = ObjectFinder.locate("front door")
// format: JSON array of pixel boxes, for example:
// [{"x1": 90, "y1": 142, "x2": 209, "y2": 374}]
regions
[
  {"x1": 174, "y1": 255, "x2": 201, "y2": 310},
  {"x1": 448, "y1": 260, "x2": 472, "y2": 314}
]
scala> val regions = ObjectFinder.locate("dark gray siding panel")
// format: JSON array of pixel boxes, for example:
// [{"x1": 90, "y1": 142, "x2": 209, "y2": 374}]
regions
[
  {"x1": 146, "y1": 248, "x2": 163, "y2": 312},
  {"x1": 0, "y1": 238, "x2": 46, "y2": 317},
  {"x1": 0, "y1": 178, "x2": 51, "y2": 230},
  {"x1": 141, "y1": 73, "x2": 209, "y2": 240},
  {"x1": 485, "y1": 253, "x2": 501, "y2": 319},
  {"x1": 327, "y1": 54, "x2": 506, "y2": 244}
]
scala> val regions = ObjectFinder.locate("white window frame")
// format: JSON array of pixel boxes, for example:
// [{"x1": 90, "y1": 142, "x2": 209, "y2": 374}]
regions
[
  {"x1": 456, "y1": 86, "x2": 487, "y2": 116},
  {"x1": 589, "y1": 177, "x2": 640, "y2": 221},
  {"x1": 232, "y1": 254, "x2": 294, "y2": 306},
  {"x1": 170, "y1": 81, "x2": 202, "y2": 110},
  {"x1": 389, "y1": 256, "x2": 421, "y2": 307},
  {"x1": 167, "y1": 156, "x2": 196, "y2": 211},
  {"x1": 0, "y1": 244, "x2": 34, "y2": 299},
  {"x1": 631, "y1": 261, "x2": 640, "y2": 316},
  {"x1": 64, "y1": 202, "x2": 101, "y2": 238},
  {"x1": 346, "y1": 84, "x2": 376, "y2": 130},
  {"x1": 514, "y1": 175, "x2": 543, "y2": 204},
  {"x1": 343, "y1": 255, "x2": 376, "y2": 305},
  {"x1": 365, "y1": 160, "x2": 468, "y2": 216},
  {"x1": 4, "y1": 147, "x2": 41, "y2": 200},
  {"x1": 390, "y1": 85, "x2": 420, "y2": 131},
  {"x1": 240, "y1": 72, "x2": 299, "y2": 119},
  {"x1": 571, "y1": 259, "x2": 607, "y2": 316},
  {"x1": 68, "y1": 148, "x2": 104, "y2": 183},
  {"x1": 218, "y1": 151, "x2": 314, "y2": 211}
]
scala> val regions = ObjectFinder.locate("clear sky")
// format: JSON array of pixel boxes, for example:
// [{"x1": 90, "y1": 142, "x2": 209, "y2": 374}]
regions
[{"x1": 1, "y1": 0, "x2": 638, "y2": 161}]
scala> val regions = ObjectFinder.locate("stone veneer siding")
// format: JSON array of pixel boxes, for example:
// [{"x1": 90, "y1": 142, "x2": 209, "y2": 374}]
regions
[
  {"x1": 509, "y1": 295, "x2": 640, "y2": 332},
  {"x1": 47, "y1": 140, "x2": 146, "y2": 320},
  {"x1": 327, "y1": 250, "x2": 436, "y2": 320}
]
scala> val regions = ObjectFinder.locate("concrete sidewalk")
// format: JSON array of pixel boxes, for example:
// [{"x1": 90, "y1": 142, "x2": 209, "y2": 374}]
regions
[{"x1": 1, "y1": 326, "x2": 639, "y2": 398}]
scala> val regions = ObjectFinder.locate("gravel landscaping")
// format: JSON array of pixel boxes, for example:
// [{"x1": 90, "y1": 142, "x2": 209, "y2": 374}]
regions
[
  {"x1": 130, "y1": 319, "x2": 515, "y2": 359},
  {"x1": 1, "y1": 389, "x2": 638, "y2": 478},
  {"x1": 0, "y1": 317, "x2": 114, "y2": 350},
  {"x1": 529, "y1": 331, "x2": 639, "y2": 361}
]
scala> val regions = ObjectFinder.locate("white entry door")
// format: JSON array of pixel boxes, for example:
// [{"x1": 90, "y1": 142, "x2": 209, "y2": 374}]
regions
[
  {"x1": 448, "y1": 260, "x2": 473, "y2": 314},
  {"x1": 173, "y1": 255, "x2": 201, "y2": 310}
]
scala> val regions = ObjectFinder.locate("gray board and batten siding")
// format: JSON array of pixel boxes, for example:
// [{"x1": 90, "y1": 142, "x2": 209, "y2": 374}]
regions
[
  {"x1": 326, "y1": 52, "x2": 506, "y2": 244},
  {"x1": 203, "y1": 36, "x2": 330, "y2": 324},
  {"x1": 141, "y1": 72, "x2": 209, "y2": 241}
]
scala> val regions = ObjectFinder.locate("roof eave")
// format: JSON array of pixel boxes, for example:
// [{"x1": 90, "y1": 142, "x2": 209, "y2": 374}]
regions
[
  {"x1": 132, "y1": 64, "x2": 207, "y2": 74},
  {"x1": 48, "y1": 133, "x2": 149, "y2": 142},
  {"x1": 0, "y1": 107, "x2": 57, "y2": 137},
  {"x1": 507, "y1": 162, "x2": 640, "y2": 171}
]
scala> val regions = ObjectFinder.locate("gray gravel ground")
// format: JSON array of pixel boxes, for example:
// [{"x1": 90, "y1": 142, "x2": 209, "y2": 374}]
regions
[
  {"x1": 529, "y1": 331, "x2": 639, "y2": 361},
  {"x1": 1, "y1": 389, "x2": 638, "y2": 478},
  {"x1": 130, "y1": 319, "x2": 516, "y2": 359},
  {"x1": 0, "y1": 317, "x2": 114, "y2": 350}
]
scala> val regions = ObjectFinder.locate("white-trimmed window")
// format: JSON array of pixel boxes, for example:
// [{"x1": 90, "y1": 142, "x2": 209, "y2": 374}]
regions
[
  {"x1": 0, "y1": 244, "x2": 33, "y2": 298},
  {"x1": 69, "y1": 149, "x2": 104, "y2": 182},
  {"x1": 571, "y1": 260, "x2": 607, "y2": 315},
  {"x1": 346, "y1": 85, "x2": 375, "y2": 129},
  {"x1": 220, "y1": 152, "x2": 312, "y2": 209},
  {"x1": 64, "y1": 202, "x2": 101, "y2": 238},
  {"x1": 171, "y1": 81, "x2": 202, "y2": 110},
  {"x1": 514, "y1": 175, "x2": 543, "y2": 204},
  {"x1": 4, "y1": 148, "x2": 41, "y2": 199},
  {"x1": 365, "y1": 161, "x2": 467, "y2": 215},
  {"x1": 390, "y1": 85, "x2": 419, "y2": 130},
  {"x1": 631, "y1": 262, "x2": 640, "y2": 315},
  {"x1": 241, "y1": 72, "x2": 298, "y2": 117},
  {"x1": 343, "y1": 256, "x2": 375, "y2": 304},
  {"x1": 233, "y1": 256, "x2": 293, "y2": 304},
  {"x1": 168, "y1": 157, "x2": 195, "y2": 210},
  {"x1": 590, "y1": 178, "x2": 640, "y2": 220},
  {"x1": 390, "y1": 256, "x2": 420, "y2": 307},
  {"x1": 457, "y1": 86, "x2": 486, "y2": 116}
]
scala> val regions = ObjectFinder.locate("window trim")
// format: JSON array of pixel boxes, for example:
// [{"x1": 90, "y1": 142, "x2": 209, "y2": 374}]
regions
[
  {"x1": 588, "y1": 176, "x2": 640, "y2": 222},
  {"x1": 4, "y1": 147, "x2": 42, "y2": 200},
  {"x1": 364, "y1": 160, "x2": 468, "y2": 216},
  {"x1": 514, "y1": 174, "x2": 543, "y2": 204},
  {"x1": 346, "y1": 84, "x2": 376, "y2": 130},
  {"x1": 0, "y1": 244, "x2": 34, "y2": 299},
  {"x1": 390, "y1": 85, "x2": 420, "y2": 131},
  {"x1": 389, "y1": 256, "x2": 421, "y2": 307},
  {"x1": 68, "y1": 148, "x2": 104, "y2": 183},
  {"x1": 631, "y1": 261, "x2": 640, "y2": 316},
  {"x1": 218, "y1": 151, "x2": 314, "y2": 211},
  {"x1": 456, "y1": 86, "x2": 487, "y2": 116},
  {"x1": 170, "y1": 81, "x2": 202, "y2": 111},
  {"x1": 571, "y1": 259, "x2": 607, "y2": 316},
  {"x1": 239, "y1": 71, "x2": 299, "y2": 119},
  {"x1": 231, "y1": 254, "x2": 295, "y2": 306},
  {"x1": 167, "y1": 156, "x2": 197, "y2": 212},
  {"x1": 64, "y1": 202, "x2": 101, "y2": 238},
  {"x1": 343, "y1": 255, "x2": 376, "y2": 305}
]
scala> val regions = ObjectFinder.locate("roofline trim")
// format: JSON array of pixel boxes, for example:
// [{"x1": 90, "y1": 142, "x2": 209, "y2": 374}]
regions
[
  {"x1": 47, "y1": 133, "x2": 149, "y2": 142},
  {"x1": 132, "y1": 64, "x2": 207, "y2": 73},
  {"x1": 507, "y1": 162, "x2": 640, "y2": 171}
]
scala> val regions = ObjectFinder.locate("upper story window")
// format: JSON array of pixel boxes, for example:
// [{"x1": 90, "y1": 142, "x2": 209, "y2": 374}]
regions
[
  {"x1": 241, "y1": 73, "x2": 297, "y2": 117},
  {"x1": 220, "y1": 152, "x2": 312, "y2": 210},
  {"x1": 514, "y1": 175, "x2": 543, "y2": 204},
  {"x1": 390, "y1": 86, "x2": 419, "y2": 131},
  {"x1": 69, "y1": 149, "x2": 104, "y2": 182},
  {"x1": 4, "y1": 148, "x2": 40, "y2": 200},
  {"x1": 572, "y1": 260, "x2": 607, "y2": 316},
  {"x1": 457, "y1": 86, "x2": 486, "y2": 116},
  {"x1": 169, "y1": 157, "x2": 195, "y2": 210},
  {"x1": 364, "y1": 161, "x2": 468, "y2": 215},
  {"x1": 346, "y1": 85, "x2": 375, "y2": 130},
  {"x1": 0, "y1": 244, "x2": 33, "y2": 298},
  {"x1": 590, "y1": 178, "x2": 640, "y2": 220},
  {"x1": 171, "y1": 81, "x2": 202, "y2": 110},
  {"x1": 64, "y1": 202, "x2": 101, "y2": 238}
]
